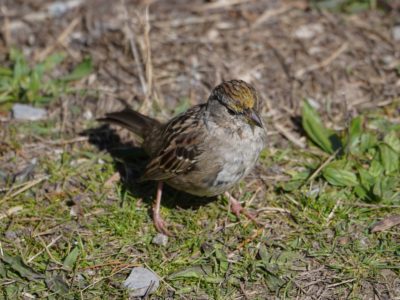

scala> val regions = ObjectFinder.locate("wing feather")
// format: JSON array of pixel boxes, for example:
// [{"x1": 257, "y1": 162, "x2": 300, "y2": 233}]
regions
[{"x1": 140, "y1": 105, "x2": 205, "y2": 181}]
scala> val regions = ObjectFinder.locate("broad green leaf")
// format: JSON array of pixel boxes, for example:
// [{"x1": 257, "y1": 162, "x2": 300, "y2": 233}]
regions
[
  {"x1": 0, "y1": 253, "x2": 44, "y2": 281},
  {"x1": 11, "y1": 49, "x2": 28, "y2": 81},
  {"x1": 369, "y1": 156, "x2": 384, "y2": 177},
  {"x1": 169, "y1": 265, "x2": 212, "y2": 280},
  {"x1": 302, "y1": 100, "x2": 341, "y2": 153},
  {"x1": 359, "y1": 132, "x2": 377, "y2": 153},
  {"x1": 63, "y1": 247, "x2": 80, "y2": 270},
  {"x1": 347, "y1": 116, "x2": 363, "y2": 153},
  {"x1": 282, "y1": 170, "x2": 310, "y2": 192},
  {"x1": 46, "y1": 274, "x2": 73, "y2": 299},
  {"x1": 379, "y1": 143, "x2": 399, "y2": 174},
  {"x1": 384, "y1": 131, "x2": 400, "y2": 152},
  {"x1": 354, "y1": 185, "x2": 368, "y2": 201},
  {"x1": 203, "y1": 276, "x2": 224, "y2": 284},
  {"x1": 355, "y1": 167, "x2": 377, "y2": 202},
  {"x1": 322, "y1": 161, "x2": 358, "y2": 187},
  {"x1": 265, "y1": 272, "x2": 286, "y2": 292},
  {"x1": 42, "y1": 53, "x2": 65, "y2": 72},
  {"x1": 358, "y1": 167, "x2": 375, "y2": 190},
  {"x1": 372, "y1": 177, "x2": 397, "y2": 202},
  {"x1": 60, "y1": 58, "x2": 92, "y2": 82}
]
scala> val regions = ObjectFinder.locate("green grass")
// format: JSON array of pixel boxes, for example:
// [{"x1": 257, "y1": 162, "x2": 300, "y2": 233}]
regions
[
  {"x1": 0, "y1": 49, "x2": 92, "y2": 106},
  {"x1": 1, "y1": 100, "x2": 399, "y2": 299}
]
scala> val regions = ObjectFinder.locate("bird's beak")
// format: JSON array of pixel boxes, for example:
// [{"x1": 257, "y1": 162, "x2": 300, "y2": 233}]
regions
[{"x1": 246, "y1": 109, "x2": 263, "y2": 128}]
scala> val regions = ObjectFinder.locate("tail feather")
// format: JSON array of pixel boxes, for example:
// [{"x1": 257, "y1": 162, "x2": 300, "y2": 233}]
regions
[{"x1": 98, "y1": 108, "x2": 160, "y2": 138}]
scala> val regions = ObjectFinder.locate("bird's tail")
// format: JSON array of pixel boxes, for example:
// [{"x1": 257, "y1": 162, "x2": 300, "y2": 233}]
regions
[{"x1": 98, "y1": 108, "x2": 160, "y2": 138}]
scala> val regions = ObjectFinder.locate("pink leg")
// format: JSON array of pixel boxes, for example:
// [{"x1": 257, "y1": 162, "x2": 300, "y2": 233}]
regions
[
  {"x1": 152, "y1": 182, "x2": 172, "y2": 236},
  {"x1": 225, "y1": 191, "x2": 258, "y2": 222}
]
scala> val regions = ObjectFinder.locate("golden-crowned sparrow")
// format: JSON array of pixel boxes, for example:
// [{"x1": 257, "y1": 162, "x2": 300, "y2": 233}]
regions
[{"x1": 100, "y1": 79, "x2": 267, "y2": 235}]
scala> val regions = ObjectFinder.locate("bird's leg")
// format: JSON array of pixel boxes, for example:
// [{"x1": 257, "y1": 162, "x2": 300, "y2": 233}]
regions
[
  {"x1": 225, "y1": 191, "x2": 258, "y2": 222},
  {"x1": 152, "y1": 181, "x2": 172, "y2": 236}
]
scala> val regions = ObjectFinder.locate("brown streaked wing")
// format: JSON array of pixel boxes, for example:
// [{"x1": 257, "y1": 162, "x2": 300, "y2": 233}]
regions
[{"x1": 140, "y1": 106, "x2": 205, "y2": 181}]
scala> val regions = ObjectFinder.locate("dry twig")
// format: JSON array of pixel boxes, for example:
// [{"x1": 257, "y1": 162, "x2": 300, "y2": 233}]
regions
[{"x1": 295, "y1": 43, "x2": 349, "y2": 78}]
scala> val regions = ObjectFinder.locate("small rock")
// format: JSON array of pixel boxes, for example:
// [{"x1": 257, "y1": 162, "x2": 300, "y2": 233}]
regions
[
  {"x1": 206, "y1": 29, "x2": 219, "y2": 40},
  {"x1": 152, "y1": 233, "x2": 169, "y2": 246},
  {"x1": 123, "y1": 267, "x2": 159, "y2": 297},
  {"x1": 392, "y1": 25, "x2": 400, "y2": 41},
  {"x1": 12, "y1": 104, "x2": 47, "y2": 121},
  {"x1": 5, "y1": 231, "x2": 18, "y2": 240},
  {"x1": 294, "y1": 23, "x2": 324, "y2": 40},
  {"x1": 47, "y1": 0, "x2": 83, "y2": 17},
  {"x1": 83, "y1": 109, "x2": 93, "y2": 120}
]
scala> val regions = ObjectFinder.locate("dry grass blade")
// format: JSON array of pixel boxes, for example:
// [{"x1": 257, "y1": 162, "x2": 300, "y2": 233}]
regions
[
  {"x1": 121, "y1": 0, "x2": 147, "y2": 96},
  {"x1": 274, "y1": 123, "x2": 306, "y2": 148},
  {"x1": 305, "y1": 149, "x2": 340, "y2": 184},
  {"x1": 1, "y1": 176, "x2": 49, "y2": 204},
  {"x1": 35, "y1": 17, "x2": 80, "y2": 61},
  {"x1": 195, "y1": 0, "x2": 252, "y2": 11},
  {"x1": 251, "y1": 5, "x2": 293, "y2": 29},
  {"x1": 295, "y1": 43, "x2": 349, "y2": 78},
  {"x1": 27, "y1": 235, "x2": 63, "y2": 263},
  {"x1": 0, "y1": 206, "x2": 23, "y2": 220}
]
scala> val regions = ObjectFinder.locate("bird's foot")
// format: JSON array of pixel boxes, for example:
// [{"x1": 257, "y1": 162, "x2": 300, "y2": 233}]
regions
[
  {"x1": 152, "y1": 181, "x2": 173, "y2": 236},
  {"x1": 153, "y1": 210, "x2": 173, "y2": 236},
  {"x1": 225, "y1": 192, "x2": 264, "y2": 226}
]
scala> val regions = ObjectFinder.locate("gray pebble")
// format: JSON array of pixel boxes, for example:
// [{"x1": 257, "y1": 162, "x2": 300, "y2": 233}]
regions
[
  {"x1": 152, "y1": 233, "x2": 169, "y2": 246},
  {"x1": 12, "y1": 104, "x2": 47, "y2": 121},
  {"x1": 392, "y1": 25, "x2": 400, "y2": 41},
  {"x1": 123, "y1": 267, "x2": 159, "y2": 297}
]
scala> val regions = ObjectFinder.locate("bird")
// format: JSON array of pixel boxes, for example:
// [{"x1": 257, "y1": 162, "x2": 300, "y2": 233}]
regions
[{"x1": 99, "y1": 79, "x2": 267, "y2": 235}]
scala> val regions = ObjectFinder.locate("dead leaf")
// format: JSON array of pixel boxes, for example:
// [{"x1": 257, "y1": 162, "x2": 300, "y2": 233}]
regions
[{"x1": 370, "y1": 215, "x2": 400, "y2": 233}]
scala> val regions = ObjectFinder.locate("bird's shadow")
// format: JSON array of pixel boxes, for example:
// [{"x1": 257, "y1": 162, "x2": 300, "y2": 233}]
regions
[{"x1": 84, "y1": 125, "x2": 216, "y2": 212}]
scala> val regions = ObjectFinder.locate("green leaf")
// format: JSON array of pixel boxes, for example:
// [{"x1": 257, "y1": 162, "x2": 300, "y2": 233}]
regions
[
  {"x1": 322, "y1": 161, "x2": 358, "y2": 187},
  {"x1": 0, "y1": 253, "x2": 44, "y2": 281},
  {"x1": 63, "y1": 247, "x2": 80, "y2": 271},
  {"x1": 302, "y1": 100, "x2": 341, "y2": 153},
  {"x1": 355, "y1": 167, "x2": 376, "y2": 202},
  {"x1": 42, "y1": 53, "x2": 65, "y2": 72},
  {"x1": 372, "y1": 177, "x2": 397, "y2": 201},
  {"x1": 46, "y1": 274, "x2": 73, "y2": 299},
  {"x1": 379, "y1": 143, "x2": 399, "y2": 174},
  {"x1": 282, "y1": 170, "x2": 310, "y2": 192},
  {"x1": 384, "y1": 131, "x2": 400, "y2": 152},
  {"x1": 214, "y1": 247, "x2": 228, "y2": 274},
  {"x1": 0, "y1": 66, "x2": 13, "y2": 76},
  {"x1": 11, "y1": 49, "x2": 29, "y2": 81},
  {"x1": 169, "y1": 265, "x2": 213, "y2": 280},
  {"x1": 347, "y1": 116, "x2": 363, "y2": 153},
  {"x1": 358, "y1": 167, "x2": 375, "y2": 190},
  {"x1": 60, "y1": 58, "x2": 92, "y2": 82},
  {"x1": 369, "y1": 156, "x2": 384, "y2": 177},
  {"x1": 359, "y1": 132, "x2": 377, "y2": 153}
]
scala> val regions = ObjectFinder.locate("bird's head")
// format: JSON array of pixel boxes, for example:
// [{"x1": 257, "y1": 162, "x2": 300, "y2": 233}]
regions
[{"x1": 209, "y1": 79, "x2": 263, "y2": 127}]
